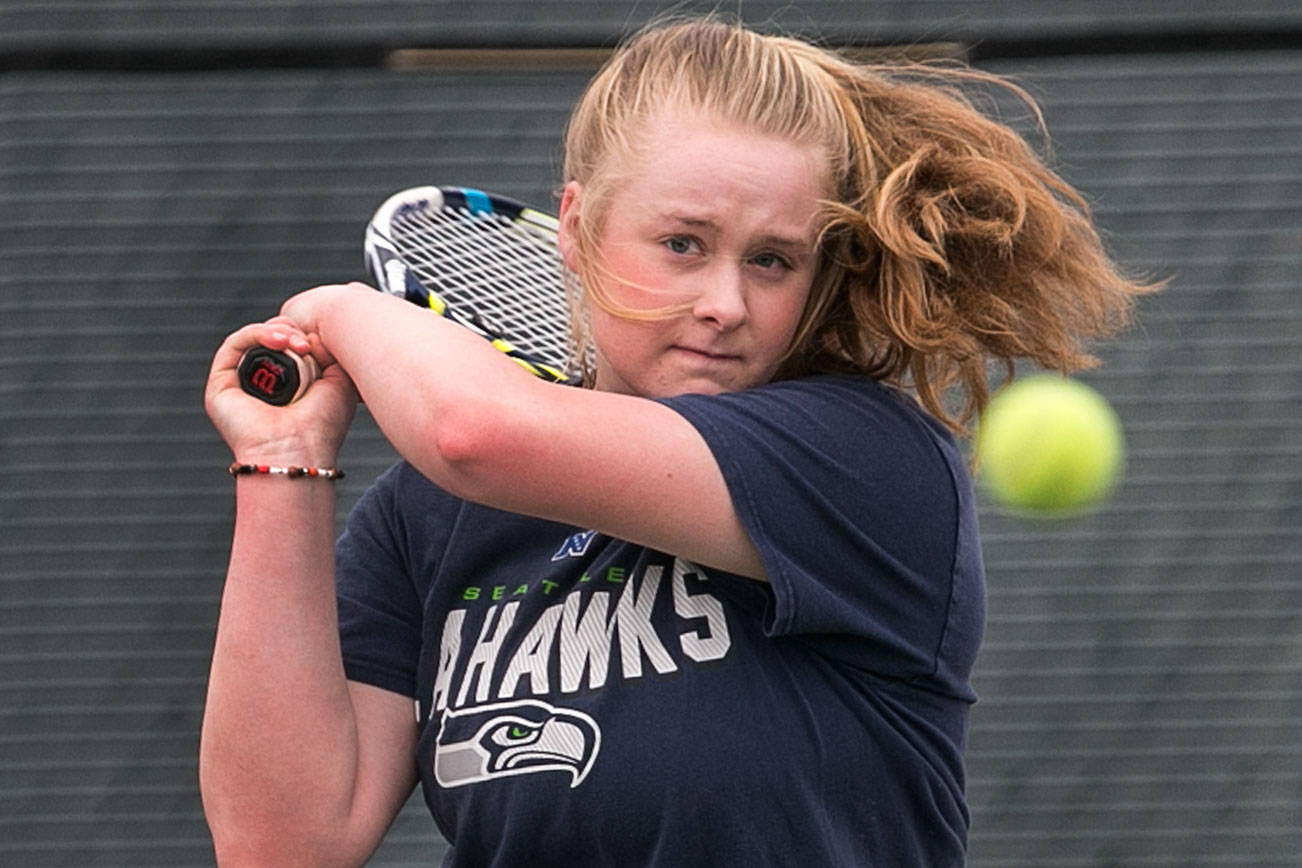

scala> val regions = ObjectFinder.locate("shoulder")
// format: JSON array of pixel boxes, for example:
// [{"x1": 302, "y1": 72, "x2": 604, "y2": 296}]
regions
[
  {"x1": 662, "y1": 374, "x2": 966, "y2": 485},
  {"x1": 661, "y1": 375, "x2": 974, "y2": 588},
  {"x1": 666, "y1": 374, "x2": 939, "y2": 431}
]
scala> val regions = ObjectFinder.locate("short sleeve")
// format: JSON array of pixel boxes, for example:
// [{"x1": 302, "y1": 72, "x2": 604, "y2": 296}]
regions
[
  {"x1": 660, "y1": 376, "x2": 982, "y2": 692},
  {"x1": 335, "y1": 463, "x2": 431, "y2": 698}
]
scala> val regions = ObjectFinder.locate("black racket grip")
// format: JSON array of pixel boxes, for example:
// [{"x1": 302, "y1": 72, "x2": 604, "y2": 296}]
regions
[{"x1": 237, "y1": 347, "x2": 320, "y2": 406}]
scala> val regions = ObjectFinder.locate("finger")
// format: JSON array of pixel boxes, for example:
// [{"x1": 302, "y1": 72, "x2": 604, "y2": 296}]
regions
[
  {"x1": 207, "y1": 321, "x2": 314, "y2": 400},
  {"x1": 261, "y1": 317, "x2": 315, "y2": 357},
  {"x1": 261, "y1": 316, "x2": 337, "y2": 369},
  {"x1": 303, "y1": 331, "x2": 338, "y2": 370},
  {"x1": 209, "y1": 322, "x2": 273, "y2": 378}
]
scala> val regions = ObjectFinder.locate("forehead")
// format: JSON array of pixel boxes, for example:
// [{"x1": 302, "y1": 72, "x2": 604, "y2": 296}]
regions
[
  {"x1": 604, "y1": 107, "x2": 830, "y2": 226},
  {"x1": 629, "y1": 103, "x2": 827, "y2": 169}
]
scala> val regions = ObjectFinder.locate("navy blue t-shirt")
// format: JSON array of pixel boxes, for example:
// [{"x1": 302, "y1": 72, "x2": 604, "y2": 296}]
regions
[{"x1": 335, "y1": 375, "x2": 985, "y2": 866}]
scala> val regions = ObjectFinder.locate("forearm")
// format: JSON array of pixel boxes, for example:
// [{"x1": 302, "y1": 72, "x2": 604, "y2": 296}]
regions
[
  {"x1": 314, "y1": 289, "x2": 531, "y2": 491},
  {"x1": 303, "y1": 287, "x2": 762, "y2": 576},
  {"x1": 200, "y1": 476, "x2": 364, "y2": 864}
]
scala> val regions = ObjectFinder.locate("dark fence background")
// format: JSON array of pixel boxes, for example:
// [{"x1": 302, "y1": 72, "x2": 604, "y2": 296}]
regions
[{"x1": 2, "y1": 2, "x2": 1299, "y2": 865}]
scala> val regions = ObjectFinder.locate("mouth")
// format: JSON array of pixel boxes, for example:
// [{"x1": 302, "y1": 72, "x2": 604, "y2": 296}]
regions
[{"x1": 672, "y1": 345, "x2": 741, "y2": 363}]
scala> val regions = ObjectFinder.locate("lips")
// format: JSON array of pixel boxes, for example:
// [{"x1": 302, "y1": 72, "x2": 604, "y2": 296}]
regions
[{"x1": 673, "y1": 345, "x2": 741, "y2": 362}]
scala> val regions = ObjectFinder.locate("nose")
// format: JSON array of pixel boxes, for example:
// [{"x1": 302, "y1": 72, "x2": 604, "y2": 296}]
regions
[{"x1": 691, "y1": 261, "x2": 748, "y2": 330}]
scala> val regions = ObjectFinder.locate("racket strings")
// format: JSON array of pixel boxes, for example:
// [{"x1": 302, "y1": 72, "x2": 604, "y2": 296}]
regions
[{"x1": 393, "y1": 206, "x2": 571, "y2": 367}]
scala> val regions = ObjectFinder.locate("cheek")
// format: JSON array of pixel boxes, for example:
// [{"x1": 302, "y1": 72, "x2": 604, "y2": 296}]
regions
[
  {"x1": 588, "y1": 305, "x2": 650, "y2": 359},
  {"x1": 599, "y1": 261, "x2": 665, "y2": 311},
  {"x1": 760, "y1": 284, "x2": 815, "y2": 343},
  {"x1": 591, "y1": 238, "x2": 695, "y2": 312}
]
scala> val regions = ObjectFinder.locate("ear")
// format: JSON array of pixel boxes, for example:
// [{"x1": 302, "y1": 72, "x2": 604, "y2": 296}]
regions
[{"x1": 557, "y1": 181, "x2": 583, "y2": 273}]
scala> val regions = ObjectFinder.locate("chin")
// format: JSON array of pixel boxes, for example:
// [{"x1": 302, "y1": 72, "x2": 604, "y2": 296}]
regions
[
  {"x1": 598, "y1": 362, "x2": 766, "y2": 398},
  {"x1": 655, "y1": 376, "x2": 753, "y2": 398}
]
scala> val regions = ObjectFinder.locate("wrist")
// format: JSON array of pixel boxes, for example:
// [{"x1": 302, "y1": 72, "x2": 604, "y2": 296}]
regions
[
  {"x1": 230, "y1": 435, "x2": 341, "y2": 470},
  {"x1": 281, "y1": 282, "x2": 365, "y2": 369},
  {"x1": 228, "y1": 462, "x2": 345, "y2": 480}
]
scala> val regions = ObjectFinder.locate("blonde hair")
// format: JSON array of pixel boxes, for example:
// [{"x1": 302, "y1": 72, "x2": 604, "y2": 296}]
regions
[{"x1": 562, "y1": 16, "x2": 1160, "y2": 433}]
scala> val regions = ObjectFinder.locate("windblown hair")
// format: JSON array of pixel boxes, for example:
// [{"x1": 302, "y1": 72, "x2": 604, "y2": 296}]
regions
[{"x1": 561, "y1": 16, "x2": 1159, "y2": 433}]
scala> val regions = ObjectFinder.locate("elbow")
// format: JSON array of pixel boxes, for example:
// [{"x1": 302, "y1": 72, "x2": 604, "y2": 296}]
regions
[
  {"x1": 202, "y1": 789, "x2": 304, "y2": 867},
  {"x1": 428, "y1": 397, "x2": 492, "y2": 474},
  {"x1": 201, "y1": 770, "x2": 363, "y2": 868},
  {"x1": 423, "y1": 384, "x2": 535, "y2": 504},
  {"x1": 206, "y1": 819, "x2": 364, "y2": 868},
  {"x1": 205, "y1": 813, "x2": 291, "y2": 867},
  {"x1": 209, "y1": 834, "x2": 289, "y2": 868}
]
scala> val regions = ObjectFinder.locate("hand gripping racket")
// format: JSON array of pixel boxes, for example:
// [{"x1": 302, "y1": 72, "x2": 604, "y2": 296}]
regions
[{"x1": 237, "y1": 185, "x2": 576, "y2": 405}]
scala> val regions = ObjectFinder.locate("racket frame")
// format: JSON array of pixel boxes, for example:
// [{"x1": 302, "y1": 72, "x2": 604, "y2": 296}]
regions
[
  {"x1": 236, "y1": 184, "x2": 578, "y2": 404},
  {"x1": 363, "y1": 185, "x2": 576, "y2": 385}
]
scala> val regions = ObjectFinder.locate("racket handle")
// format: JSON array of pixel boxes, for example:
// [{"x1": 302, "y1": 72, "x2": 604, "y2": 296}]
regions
[{"x1": 237, "y1": 347, "x2": 320, "y2": 405}]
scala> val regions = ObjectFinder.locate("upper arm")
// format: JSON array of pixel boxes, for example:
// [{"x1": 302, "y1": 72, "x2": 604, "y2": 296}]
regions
[
  {"x1": 319, "y1": 292, "x2": 763, "y2": 579},
  {"x1": 436, "y1": 381, "x2": 765, "y2": 579}
]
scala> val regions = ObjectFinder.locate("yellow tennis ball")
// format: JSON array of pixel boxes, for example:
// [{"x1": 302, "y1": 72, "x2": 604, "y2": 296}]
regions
[{"x1": 975, "y1": 374, "x2": 1125, "y2": 516}]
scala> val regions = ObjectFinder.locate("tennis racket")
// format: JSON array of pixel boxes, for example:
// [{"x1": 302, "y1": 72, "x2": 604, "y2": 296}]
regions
[{"x1": 237, "y1": 185, "x2": 576, "y2": 405}]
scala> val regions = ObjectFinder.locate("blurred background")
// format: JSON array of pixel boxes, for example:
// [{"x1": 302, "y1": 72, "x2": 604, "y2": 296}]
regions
[{"x1": 1, "y1": 1, "x2": 1299, "y2": 865}]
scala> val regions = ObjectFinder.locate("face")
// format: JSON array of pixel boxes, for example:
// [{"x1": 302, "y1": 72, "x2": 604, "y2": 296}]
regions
[{"x1": 559, "y1": 109, "x2": 827, "y2": 398}]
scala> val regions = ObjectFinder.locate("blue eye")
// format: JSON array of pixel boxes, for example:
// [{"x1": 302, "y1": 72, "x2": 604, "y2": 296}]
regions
[
  {"x1": 664, "y1": 236, "x2": 700, "y2": 255},
  {"x1": 751, "y1": 252, "x2": 791, "y2": 271}
]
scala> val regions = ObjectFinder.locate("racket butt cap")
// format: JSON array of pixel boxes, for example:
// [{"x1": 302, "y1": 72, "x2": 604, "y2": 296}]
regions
[{"x1": 237, "y1": 347, "x2": 319, "y2": 405}]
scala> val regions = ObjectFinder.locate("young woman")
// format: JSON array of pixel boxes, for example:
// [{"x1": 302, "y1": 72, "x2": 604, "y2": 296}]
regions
[{"x1": 202, "y1": 18, "x2": 1153, "y2": 867}]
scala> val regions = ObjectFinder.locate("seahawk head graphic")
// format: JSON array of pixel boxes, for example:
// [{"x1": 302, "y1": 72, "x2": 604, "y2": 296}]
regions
[{"x1": 434, "y1": 699, "x2": 601, "y2": 789}]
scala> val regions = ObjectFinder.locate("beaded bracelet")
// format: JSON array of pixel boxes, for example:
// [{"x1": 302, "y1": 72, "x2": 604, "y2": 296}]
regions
[{"x1": 228, "y1": 462, "x2": 345, "y2": 480}]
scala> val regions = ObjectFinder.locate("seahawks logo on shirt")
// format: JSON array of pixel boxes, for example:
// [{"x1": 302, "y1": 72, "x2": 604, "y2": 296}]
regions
[{"x1": 434, "y1": 699, "x2": 601, "y2": 789}]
